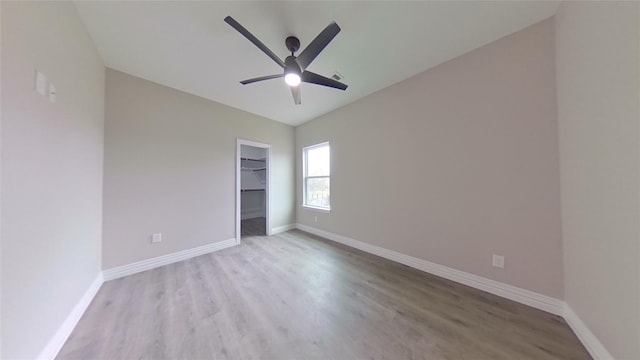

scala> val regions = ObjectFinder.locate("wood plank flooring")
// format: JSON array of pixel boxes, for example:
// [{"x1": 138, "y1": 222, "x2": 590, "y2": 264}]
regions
[{"x1": 58, "y1": 228, "x2": 590, "y2": 359}]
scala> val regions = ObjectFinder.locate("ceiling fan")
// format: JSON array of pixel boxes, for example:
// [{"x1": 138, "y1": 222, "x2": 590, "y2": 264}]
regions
[{"x1": 224, "y1": 16, "x2": 348, "y2": 105}]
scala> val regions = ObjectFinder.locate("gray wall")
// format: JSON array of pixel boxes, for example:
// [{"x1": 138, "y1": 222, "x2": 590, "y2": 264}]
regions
[
  {"x1": 1, "y1": 2, "x2": 105, "y2": 358},
  {"x1": 296, "y1": 19, "x2": 563, "y2": 298},
  {"x1": 103, "y1": 69, "x2": 295, "y2": 269},
  {"x1": 556, "y1": 2, "x2": 640, "y2": 358}
]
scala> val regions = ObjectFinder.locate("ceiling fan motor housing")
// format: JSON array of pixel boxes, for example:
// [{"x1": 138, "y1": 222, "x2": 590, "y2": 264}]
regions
[{"x1": 284, "y1": 56, "x2": 302, "y2": 76}]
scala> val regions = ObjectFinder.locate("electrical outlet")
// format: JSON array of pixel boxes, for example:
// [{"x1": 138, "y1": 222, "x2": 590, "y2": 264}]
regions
[
  {"x1": 492, "y1": 254, "x2": 505, "y2": 269},
  {"x1": 314, "y1": 216, "x2": 318, "y2": 223},
  {"x1": 151, "y1": 233, "x2": 162, "y2": 244}
]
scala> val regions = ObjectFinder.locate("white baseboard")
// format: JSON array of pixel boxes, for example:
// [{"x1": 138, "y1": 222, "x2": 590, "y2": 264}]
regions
[
  {"x1": 103, "y1": 238, "x2": 237, "y2": 281},
  {"x1": 295, "y1": 223, "x2": 564, "y2": 316},
  {"x1": 563, "y1": 304, "x2": 613, "y2": 359},
  {"x1": 271, "y1": 223, "x2": 296, "y2": 235},
  {"x1": 37, "y1": 273, "x2": 104, "y2": 360}
]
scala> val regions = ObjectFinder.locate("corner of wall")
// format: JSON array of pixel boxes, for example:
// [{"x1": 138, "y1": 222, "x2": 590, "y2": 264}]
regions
[{"x1": 36, "y1": 274, "x2": 104, "y2": 360}]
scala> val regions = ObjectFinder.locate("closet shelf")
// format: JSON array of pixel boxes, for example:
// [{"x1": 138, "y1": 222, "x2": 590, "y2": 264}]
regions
[
  {"x1": 241, "y1": 167, "x2": 266, "y2": 171},
  {"x1": 240, "y1": 157, "x2": 266, "y2": 162},
  {"x1": 241, "y1": 188, "x2": 265, "y2": 192}
]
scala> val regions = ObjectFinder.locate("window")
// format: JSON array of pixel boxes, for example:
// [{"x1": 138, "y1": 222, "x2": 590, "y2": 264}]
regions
[{"x1": 303, "y1": 142, "x2": 330, "y2": 210}]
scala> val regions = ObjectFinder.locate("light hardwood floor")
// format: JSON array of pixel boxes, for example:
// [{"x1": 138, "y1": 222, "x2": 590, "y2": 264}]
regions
[{"x1": 58, "y1": 225, "x2": 590, "y2": 359}]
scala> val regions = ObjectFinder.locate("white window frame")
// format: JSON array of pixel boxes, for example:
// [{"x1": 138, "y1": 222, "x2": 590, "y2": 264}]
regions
[{"x1": 302, "y1": 142, "x2": 331, "y2": 211}]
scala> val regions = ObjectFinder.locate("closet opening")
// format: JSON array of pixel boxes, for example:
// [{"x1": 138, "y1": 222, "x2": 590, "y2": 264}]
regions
[{"x1": 236, "y1": 139, "x2": 271, "y2": 242}]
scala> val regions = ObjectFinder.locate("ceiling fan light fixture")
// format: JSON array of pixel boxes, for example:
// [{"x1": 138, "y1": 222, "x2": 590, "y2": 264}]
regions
[
  {"x1": 284, "y1": 72, "x2": 301, "y2": 87},
  {"x1": 284, "y1": 55, "x2": 302, "y2": 87},
  {"x1": 225, "y1": 16, "x2": 347, "y2": 103}
]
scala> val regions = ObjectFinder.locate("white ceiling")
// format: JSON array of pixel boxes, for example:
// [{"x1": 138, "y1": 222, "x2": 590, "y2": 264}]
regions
[{"x1": 75, "y1": 1, "x2": 559, "y2": 126}]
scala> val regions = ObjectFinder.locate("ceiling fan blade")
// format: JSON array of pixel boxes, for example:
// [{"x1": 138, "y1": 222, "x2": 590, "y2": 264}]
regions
[
  {"x1": 291, "y1": 86, "x2": 301, "y2": 105},
  {"x1": 224, "y1": 16, "x2": 285, "y2": 68},
  {"x1": 296, "y1": 22, "x2": 341, "y2": 70},
  {"x1": 240, "y1": 74, "x2": 283, "y2": 85},
  {"x1": 301, "y1": 71, "x2": 348, "y2": 90}
]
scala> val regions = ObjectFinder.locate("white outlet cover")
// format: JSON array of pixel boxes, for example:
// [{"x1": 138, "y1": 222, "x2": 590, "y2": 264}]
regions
[
  {"x1": 151, "y1": 233, "x2": 162, "y2": 243},
  {"x1": 492, "y1": 254, "x2": 505, "y2": 268}
]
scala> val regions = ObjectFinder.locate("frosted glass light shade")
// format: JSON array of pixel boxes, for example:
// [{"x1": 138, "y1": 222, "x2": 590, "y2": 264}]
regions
[{"x1": 285, "y1": 73, "x2": 301, "y2": 86}]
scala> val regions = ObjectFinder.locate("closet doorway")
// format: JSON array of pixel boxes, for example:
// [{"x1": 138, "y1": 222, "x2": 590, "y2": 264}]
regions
[{"x1": 236, "y1": 139, "x2": 271, "y2": 242}]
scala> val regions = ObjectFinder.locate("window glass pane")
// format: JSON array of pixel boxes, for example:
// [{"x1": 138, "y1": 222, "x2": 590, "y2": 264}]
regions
[
  {"x1": 305, "y1": 177, "x2": 330, "y2": 208},
  {"x1": 306, "y1": 145, "x2": 330, "y2": 176}
]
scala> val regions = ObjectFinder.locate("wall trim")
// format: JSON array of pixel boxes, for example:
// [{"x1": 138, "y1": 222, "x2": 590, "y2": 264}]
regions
[
  {"x1": 37, "y1": 273, "x2": 104, "y2": 360},
  {"x1": 295, "y1": 223, "x2": 564, "y2": 316},
  {"x1": 103, "y1": 238, "x2": 237, "y2": 281},
  {"x1": 271, "y1": 223, "x2": 296, "y2": 235},
  {"x1": 563, "y1": 303, "x2": 613, "y2": 360}
]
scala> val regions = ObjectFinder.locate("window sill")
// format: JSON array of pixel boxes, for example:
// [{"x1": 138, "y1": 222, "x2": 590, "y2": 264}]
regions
[{"x1": 302, "y1": 205, "x2": 331, "y2": 213}]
